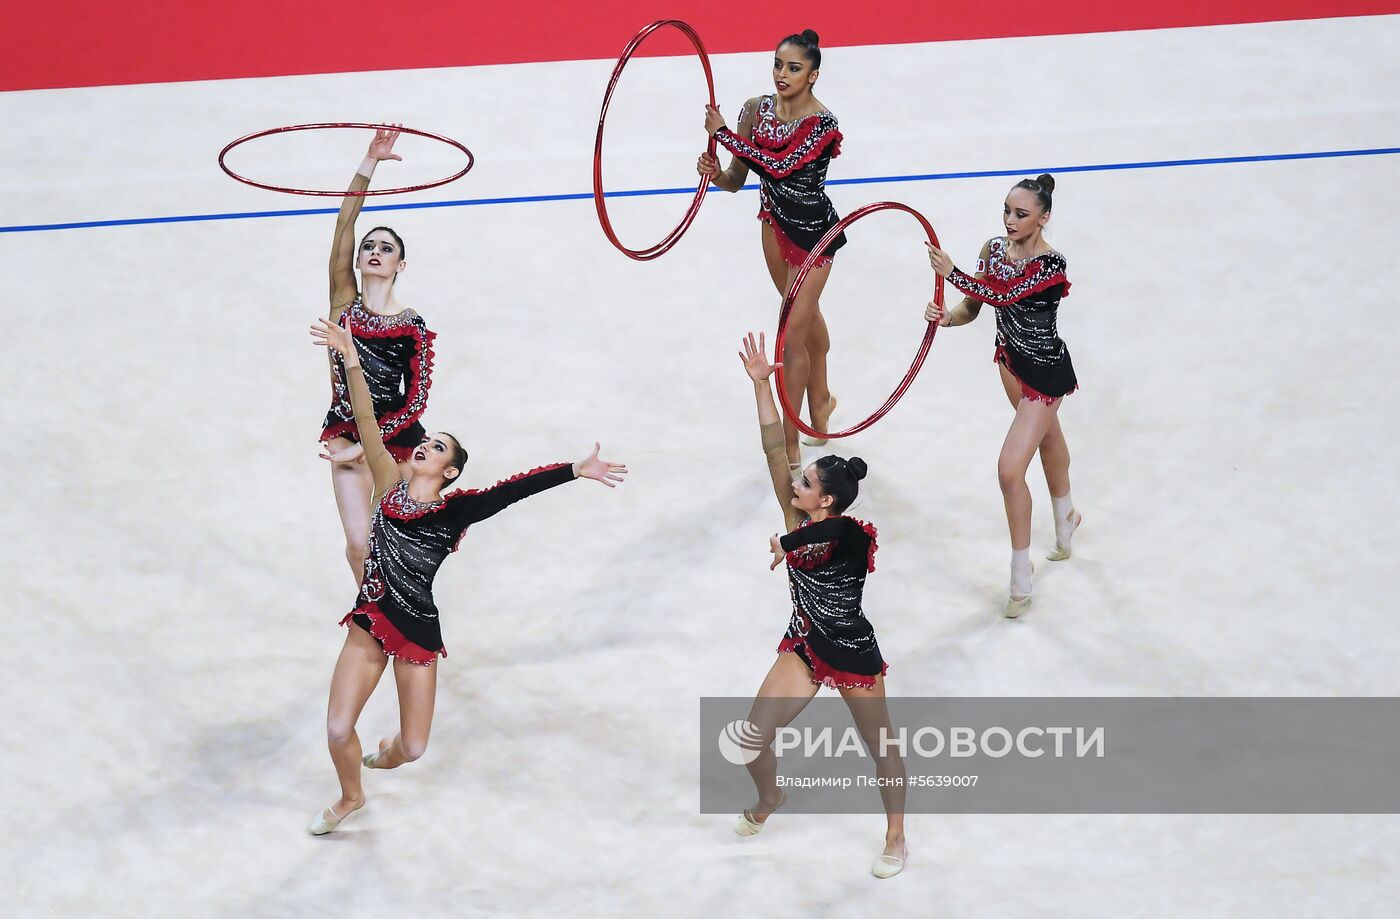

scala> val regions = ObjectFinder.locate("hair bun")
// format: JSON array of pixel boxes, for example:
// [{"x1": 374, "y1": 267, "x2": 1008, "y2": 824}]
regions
[
  {"x1": 1036, "y1": 173, "x2": 1055, "y2": 193},
  {"x1": 847, "y1": 457, "x2": 868, "y2": 481},
  {"x1": 801, "y1": 29, "x2": 820, "y2": 45}
]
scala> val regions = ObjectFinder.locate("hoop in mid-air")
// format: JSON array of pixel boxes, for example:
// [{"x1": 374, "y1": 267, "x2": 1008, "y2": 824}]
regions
[
  {"x1": 775, "y1": 202, "x2": 945, "y2": 439},
  {"x1": 218, "y1": 123, "x2": 474, "y2": 196},
  {"x1": 593, "y1": 20, "x2": 716, "y2": 260}
]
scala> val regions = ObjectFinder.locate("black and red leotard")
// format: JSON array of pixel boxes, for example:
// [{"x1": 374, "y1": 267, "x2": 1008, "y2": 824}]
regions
[
  {"x1": 778, "y1": 514, "x2": 885, "y2": 689},
  {"x1": 948, "y1": 238, "x2": 1076, "y2": 403},
  {"x1": 713, "y1": 95, "x2": 846, "y2": 269},
  {"x1": 321, "y1": 297, "x2": 435, "y2": 461},
  {"x1": 345, "y1": 464, "x2": 578, "y2": 665}
]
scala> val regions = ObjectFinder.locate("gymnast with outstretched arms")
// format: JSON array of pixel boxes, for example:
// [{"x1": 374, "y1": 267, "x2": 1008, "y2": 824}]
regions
[{"x1": 305, "y1": 316, "x2": 627, "y2": 835}]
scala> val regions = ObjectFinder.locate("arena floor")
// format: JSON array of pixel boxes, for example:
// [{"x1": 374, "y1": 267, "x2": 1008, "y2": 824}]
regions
[{"x1": 3, "y1": 9, "x2": 1398, "y2": 917}]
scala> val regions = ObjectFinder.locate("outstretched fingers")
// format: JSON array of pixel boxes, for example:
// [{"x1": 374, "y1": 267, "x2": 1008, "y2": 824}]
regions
[
  {"x1": 577, "y1": 442, "x2": 629, "y2": 488},
  {"x1": 739, "y1": 331, "x2": 782, "y2": 380}
]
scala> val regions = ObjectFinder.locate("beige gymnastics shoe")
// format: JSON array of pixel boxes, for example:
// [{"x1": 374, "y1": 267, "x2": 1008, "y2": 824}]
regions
[
  {"x1": 307, "y1": 800, "x2": 364, "y2": 836},
  {"x1": 872, "y1": 844, "x2": 908, "y2": 879},
  {"x1": 1047, "y1": 510, "x2": 1083, "y2": 561},
  {"x1": 735, "y1": 791, "x2": 787, "y2": 837}
]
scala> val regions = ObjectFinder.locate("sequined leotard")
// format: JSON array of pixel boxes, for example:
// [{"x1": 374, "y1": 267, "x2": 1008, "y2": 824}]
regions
[
  {"x1": 761, "y1": 423, "x2": 886, "y2": 689},
  {"x1": 713, "y1": 95, "x2": 846, "y2": 268},
  {"x1": 345, "y1": 464, "x2": 576, "y2": 664},
  {"x1": 321, "y1": 296, "x2": 435, "y2": 461},
  {"x1": 337, "y1": 360, "x2": 576, "y2": 665},
  {"x1": 948, "y1": 237, "x2": 1076, "y2": 403},
  {"x1": 778, "y1": 515, "x2": 885, "y2": 689}
]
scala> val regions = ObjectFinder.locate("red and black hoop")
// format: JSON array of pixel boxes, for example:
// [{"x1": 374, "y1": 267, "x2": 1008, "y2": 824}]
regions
[
  {"x1": 774, "y1": 202, "x2": 945, "y2": 439},
  {"x1": 593, "y1": 20, "x2": 717, "y2": 260},
  {"x1": 218, "y1": 122, "x2": 474, "y2": 196}
]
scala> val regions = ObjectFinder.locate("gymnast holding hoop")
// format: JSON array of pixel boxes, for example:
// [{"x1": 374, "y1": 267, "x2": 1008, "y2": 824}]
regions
[
  {"x1": 925, "y1": 175, "x2": 1081, "y2": 617},
  {"x1": 733, "y1": 332, "x2": 907, "y2": 879},
  {"x1": 319, "y1": 128, "x2": 437, "y2": 584},
  {"x1": 305, "y1": 317, "x2": 627, "y2": 835},
  {"x1": 699, "y1": 30, "x2": 845, "y2": 468}
]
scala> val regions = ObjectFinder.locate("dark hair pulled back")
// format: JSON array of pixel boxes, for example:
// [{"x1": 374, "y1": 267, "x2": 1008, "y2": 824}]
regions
[
  {"x1": 778, "y1": 29, "x2": 821, "y2": 69},
  {"x1": 361, "y1": 226, "x2": 406, "y2": 261},
  {"x1": 814, "y1": 454, "x2": 867, "y2": 514},
  {"x1": 440, "y1": 432, "x2": 468, "y2": 488},
  {"x1": 1013, "y1": 174, "x2": 1055, "y2": 212}
]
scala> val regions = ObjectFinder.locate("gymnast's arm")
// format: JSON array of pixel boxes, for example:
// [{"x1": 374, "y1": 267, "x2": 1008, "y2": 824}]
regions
[
  {"x1": 312, "y1": 318, "x2": 401, "y2": 501},
  {"x1": 945, "y1": 251, "x2": 1069, "y2": 307},
  {"x1": 447, "y1": 445, "x2": 627, "y2": 528},
  {"x1": 710, "y1": 110, "x2": 839, "y2": 181},
  {"x1": 739, "y1": 332, "x2": 804, "y2": 534},
  {"x1": 704, "y1": 97, "x2": 758, "y2": 193},
  {"x1": 940, "y1": 240, "x2": 991, "y2": 327},
  {"x1": 328, "y1": 128, "x2": 402, "y2": 327}
]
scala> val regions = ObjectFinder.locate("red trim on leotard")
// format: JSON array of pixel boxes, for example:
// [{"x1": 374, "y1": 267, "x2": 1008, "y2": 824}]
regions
[
  {"x1": 993, "y1": 346, "x2": 1077, "y2": 405},
  {"x1": 715, "y1": 118, "x2": 842, "y2": 181},
  {"x1": 341, "y1": 602, "x2": 445, "y2": 665},
  {"x1": 352, "y1": 324, "x2": 436, "y2": 442},
  {"x1": 784, "y1": 516, "x2": 879, "y2": 572},
  {"x1": 759, "y1": 210, "x2": 833, "y2": 270},
  {"x1": 778, "y1": 636, "x2": 888, "y2": 690},
  {"x1": 321, "y1": 422, "x2": 417, "y2": 462}
]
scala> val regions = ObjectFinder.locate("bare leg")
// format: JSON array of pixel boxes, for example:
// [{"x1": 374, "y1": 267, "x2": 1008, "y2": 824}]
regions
[
  {"x1": 365, "y1": 656, "x2": 438, "y2": 770},
  {"x1": 743, "y1": 652, "x2": 821, "y2": 824},
  {"x1": 841, "y1": 675, "x2": 906, "y2": 858},
  {"x1": 1038, "y1": 414, "x2": 1071, "y2": 498},
  {"x1": 998, "y1": 364, "x2": 1077, "y2": 551},
  {"x1": 328, "y1": 435, "x2": 410, "y2": 586},
  {"x1": 761, "y1": 222, "x2": 836, "y2": 447},
  {"x1": 760, "y1": 220, "x2": 789, "y2": 296},
  {"x1": 762, "y1": 223, "x2": 835, "y2": 461},
  {"x1": 777, "y1": 262, "x2": 834, "y2": 465},
  {"x1": 324, "y1": 624, "x2": 390, "y2": 815},
  {"x1": 996, "y1": 366, "x2": 1062, "y2": 551},
  {"x1": 327, "y1": 435, "x2": 373, "y2": 585},
  {"x1": 805, "y1": 307, "x2": 836, "y2": 434}
]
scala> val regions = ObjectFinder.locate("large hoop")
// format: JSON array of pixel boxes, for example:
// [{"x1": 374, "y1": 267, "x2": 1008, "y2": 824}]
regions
[
  {"x1": 593, "y1": 20, "x2": 717, "y2": 261},
  {"x1": 218, "y1": 123, "x2": 474, "y2": 196},
  {"x1": 774, "y1": 202, "x2": 945, "y2": 439}
]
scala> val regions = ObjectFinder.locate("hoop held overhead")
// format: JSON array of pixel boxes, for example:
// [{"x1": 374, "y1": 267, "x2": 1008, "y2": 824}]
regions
[
  {"x1": 218, "y1": 122, "x2": 474, "y2": 196},
  {"x1": 593, "y1": 20, "x2": 716, "y2": 261},
  {"x1": 775, "y1": 202, "x2": 945, "y2": 439}
]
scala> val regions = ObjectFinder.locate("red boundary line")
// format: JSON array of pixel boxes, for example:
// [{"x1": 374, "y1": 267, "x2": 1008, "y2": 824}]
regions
[{"x1": 3, "y1": 1, "x2": 1397, "y2": 92}]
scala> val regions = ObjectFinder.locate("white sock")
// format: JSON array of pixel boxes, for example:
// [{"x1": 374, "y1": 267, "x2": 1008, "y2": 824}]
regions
[
  {"x1": 1051, "y1": 492, "x2": 1076, "y2": 547},
  {"x1": 1010, "y1": 548, "x2": 1033, "y2": 597}
]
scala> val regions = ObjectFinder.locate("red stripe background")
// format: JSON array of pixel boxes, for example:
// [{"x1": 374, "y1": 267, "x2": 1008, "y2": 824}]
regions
[{"x1": 2, "y1": 0, "x2": 1396, "y2": 92}]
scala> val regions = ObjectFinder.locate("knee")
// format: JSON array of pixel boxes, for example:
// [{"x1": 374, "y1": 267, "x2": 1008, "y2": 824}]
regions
[
  {"x1": 326, "y1": 718, "x2": 356, "y2": 749},
  {"x1": 399, "y1": 735, "x2": 429, "y2": 763},
  {"x1": 997, "y1": 461, "x2": 1024, "y2": 495},
  {"x1": 781, "y1": 337, "x2": 810, "y2": 364}
]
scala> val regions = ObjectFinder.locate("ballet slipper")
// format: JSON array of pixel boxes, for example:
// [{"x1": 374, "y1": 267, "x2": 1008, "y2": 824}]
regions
[
  {"x1": 802, "y1": 395, "x2": 838, "y2": 447},
  {"x1": 1006, "y1": 562, "x2": 1034, "y2": 619},
  {"x1": 1047, "y1": 510, "x2": 1083, "y2": 561},
  {"x1": 735, "y1": 791, "x2": 786, "y2": 837},
  {"x1": 872, "y1": 843, "x2": 908, "y2": 879},
  {"x1": 307, "y1": 800, "x2": 364, "y2": 836},
  {"x1": 362, "y1": 740, "x2": 392, "y2": 769}
]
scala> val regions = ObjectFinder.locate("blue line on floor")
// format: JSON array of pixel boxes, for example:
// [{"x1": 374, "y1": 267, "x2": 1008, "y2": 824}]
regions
[{"x1": 4, "y1": 146, "x2": 1396, "y2": 233}]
